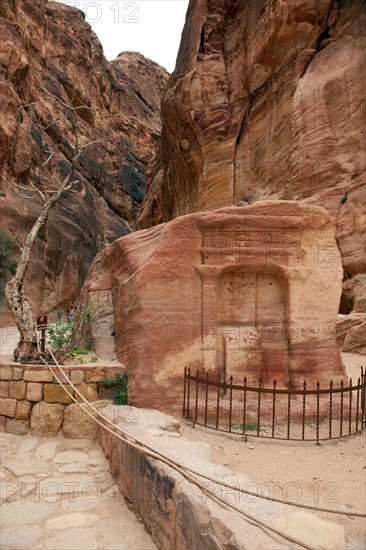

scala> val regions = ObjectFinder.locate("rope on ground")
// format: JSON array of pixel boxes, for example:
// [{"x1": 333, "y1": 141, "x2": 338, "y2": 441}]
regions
[
  {"x1": 42, "y1": 349, "x2": 366, "y2": 518},
  {"x1": 40, "y1": 350, "x2": 315, "y2": 550},
  {"x1": 37, "y1": 345, "x2": 365, "y2": 550}
]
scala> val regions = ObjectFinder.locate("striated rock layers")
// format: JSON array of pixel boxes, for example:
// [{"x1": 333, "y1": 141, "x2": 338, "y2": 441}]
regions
[
  {"x1": 138, "y1": 0, "x2": 366, "y2": 352},
  {"x1": 84, "y1": 202, "x2": 345, "y2": 411},
  {"x1": 0, "y1": 0, "x2": 168, "y2": 321}
]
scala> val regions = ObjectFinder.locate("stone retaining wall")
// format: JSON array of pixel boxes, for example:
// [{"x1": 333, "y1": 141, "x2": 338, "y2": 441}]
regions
[
  {"x1": 0, "y1": 365, "x2": 124, "y2": 437},
  {"x1": 98, "y1": 406, "x2": 293, "y2": 550}
]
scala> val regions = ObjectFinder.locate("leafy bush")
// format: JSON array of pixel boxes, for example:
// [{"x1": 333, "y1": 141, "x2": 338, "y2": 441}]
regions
[
  {"x1": 48, "y1": 323, "x2": 76, "y2": 350},
  {"x1": 100, "y1": 373, "x2": 128, "y2": 405},
  {"x1": 47, "y1": 303, "x2": 95, "y2": 353}
]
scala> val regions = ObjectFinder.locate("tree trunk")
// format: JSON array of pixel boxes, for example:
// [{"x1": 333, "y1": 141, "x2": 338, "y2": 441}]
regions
[
  {"x1": 6, "y1": 280, "x2": 38, "y2": 362},
  {"x1": 5, "y1": 168, "x2": 75, "y2": 362}
]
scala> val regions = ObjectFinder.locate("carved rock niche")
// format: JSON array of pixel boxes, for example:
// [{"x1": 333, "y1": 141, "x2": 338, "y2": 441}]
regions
[{"x1": 84, "y1": 201, "x2": 346, "y2": 412}]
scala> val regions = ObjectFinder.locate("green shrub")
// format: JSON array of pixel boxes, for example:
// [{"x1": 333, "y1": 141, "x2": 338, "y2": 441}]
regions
[
  {"x1": 100, "y1": 373, "x2": 128, "y2": 405},
  {"x1": 231, "y1": 422, "x2": 258, "y2": 432},
  {"x1": 70, "y1": 349, "x2": 89, "y2": 356},
  {"x1": 47, "y1": 303, "x2": 95, "y2": 353},
  {"x1": 48, "y1": 323, "x2": 76, "y2": 350}
]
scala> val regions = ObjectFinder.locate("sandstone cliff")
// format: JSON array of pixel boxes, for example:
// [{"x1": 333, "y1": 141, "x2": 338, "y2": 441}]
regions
[
  {"x1": 0, "y1": 0, "x2": 168, "y2": 321},
  {"x1": 137, "y1": 0, "x2": 366, "y2": 352}
]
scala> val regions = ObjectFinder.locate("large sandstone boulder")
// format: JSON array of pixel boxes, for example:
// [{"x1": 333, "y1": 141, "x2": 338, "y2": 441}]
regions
[
  {"x1": 0, "y1": 0, "x2": 168, "y2": 322},
  {"x1": 84, "y1": 201, "x2": 345, "y2": 412}
]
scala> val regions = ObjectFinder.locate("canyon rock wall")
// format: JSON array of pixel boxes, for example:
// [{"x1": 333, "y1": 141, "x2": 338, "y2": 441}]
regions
[
  {"x1": 0, "y1": 0, "x2": 168, "y2": 321},
  {"x1": 84, "y1": 201, "x2": 345, "y2": 411},
  {"x1": 137, "y1": 0, "x2": 366, "y2": 352}
]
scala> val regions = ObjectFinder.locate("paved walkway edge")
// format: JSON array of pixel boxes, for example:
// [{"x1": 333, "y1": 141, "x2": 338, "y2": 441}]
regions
[{"x1": 98, "y1": 407, "x2": 289, "y2": 550}]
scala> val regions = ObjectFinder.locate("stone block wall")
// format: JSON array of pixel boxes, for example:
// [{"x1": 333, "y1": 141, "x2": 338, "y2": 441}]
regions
[{"x1": 0, "y1": 365, "x2": 124, "y2": 437}]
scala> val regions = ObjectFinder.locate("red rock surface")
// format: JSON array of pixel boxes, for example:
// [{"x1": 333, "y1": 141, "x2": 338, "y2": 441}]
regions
[
  {"x1": 0, "y1": 0, "x2": 168, "y2": 321},
  {"x1": 84, "y1": 201, "x2": 345, "y2": 411},
  {"x1": 137, "y1": 0, "x2": 366, "y2": 351}
]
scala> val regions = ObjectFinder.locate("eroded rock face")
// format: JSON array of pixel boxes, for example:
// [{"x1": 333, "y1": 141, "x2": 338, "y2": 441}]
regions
[
  {"x1": 84, "y1": 201, "x2": 345, "y2": 412},
  {"x1": 0, "y1": 0, "x2": 168, "y2": 321},
  {"x1": 337, "y1": 314, "x2": 366, "y2": 354},
  {"x1": 138, "y1": 0, "x2": 366, "y2": 351}
]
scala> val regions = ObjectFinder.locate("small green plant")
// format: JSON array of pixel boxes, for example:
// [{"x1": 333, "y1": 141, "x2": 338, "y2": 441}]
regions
[
  {"x1": 70, "y1": 349, "x2": 89, "y2": 356},
  {"x1": 78, "y1": 357, "x2": 84, "y2": 364},
  {"x1": 48, "y1": 323, "x2": 76, "y2": 350},
  {"x1": 231, "y1": 422, "x2": 258, "y2": 432},
  {"x1": 91, "y1": 355, "x2": 98, "y2": 363},
  {"x1": 100, "y1": 373, "x2": 128, "y2": 405}
]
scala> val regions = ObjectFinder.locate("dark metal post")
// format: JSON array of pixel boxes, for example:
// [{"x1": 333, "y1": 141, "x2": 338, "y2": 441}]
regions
[
  {"x1": 302, "y1": 381, "x2": 306, "y2": 440},
  {"x1": 257, "y1": 379, "x2": 262, "y2": 437},
  {"x1": 272, "y1": 380, "x2": 276, "y2": 439},
  {"x1": 316, "y1": 381, "x2": 320, "y2": 445},
  {"x1": 187, "y1": 368, "x2": 191, "y2": 421},
  {"x1": 204, "y1": 372, "x2": 209, "y2": 426},
  {"x1": 216, "y1": 374, "x2": 220, "y2": 429},
  {"x1": 229, "y1": 375, "x2": 233, "y2": 433},
  {"x1": 356, "y1": 377, "x2": 360, "y2": 432},
  {"x1": 340, "y1": 380, "x2": 344, "y2": 437},
  {"x1": 287, "y1": 381, "x2": 291, "y2": 440},
  {"x1": 183, "y1": 367, "x2": 187, "y2": 417},
  {"x1": 194, "y1": 370, "x2": 199, "y2": 425},
  {"x1": 242, "y1": 377, "x2": 247, "y2": 437},
  {"x1": 348, "y1": 378, "x2": 353, "y2": 435},
  {"x1": 40, "y1": 329, "x2": 46, "y2": 354},
  {"x1": 329, "y1": 381, "x2": 333, "y2": 439},
  {"x1": 361, "y1": 368, "x2": 366, "y2": 429}
]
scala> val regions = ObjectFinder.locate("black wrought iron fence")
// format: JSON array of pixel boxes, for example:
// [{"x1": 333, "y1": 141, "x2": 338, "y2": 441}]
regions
[{"x1": 183, "y1": 367, "x2": 366, "y2": 443}]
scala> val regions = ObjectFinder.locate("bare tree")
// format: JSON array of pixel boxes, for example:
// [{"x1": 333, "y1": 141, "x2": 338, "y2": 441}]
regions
[{"x1": 5, "y1": 97, "x2": 97, "y2": 362}]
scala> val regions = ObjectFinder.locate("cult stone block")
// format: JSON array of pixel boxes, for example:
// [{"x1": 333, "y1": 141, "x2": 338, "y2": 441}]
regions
[
  {"x1": 84, "y1": 370, "x2": 105, "y2": 383},
  {"x1": 0, "y1": 397, "x2": 17, "y2": 417},
  {"x1": 15, "y1": 400, "x2": 32, "y2": 420},
  {"x1": 44, "y1": 384, "x2": 73, "y2": 405},
  {"x1": 75, "y1": 383, "x2": 98, "y2": 402},
  {"x1": 0, "y1": 368, "x2": 13, "y2": 381},
  {"x1": 23, "y1": 369, "x2": 54, "y2": 382},
  {"x1": 9, "y1": 380, "x2": 26, "y2": 400},
  {"x1": 26, "y1": 383, "x2": 43, "y2": 402},
  {"x1": 0, "y1": 381, "x2": 9, "y2": 398},
  {"x1": 70, "y1": 370, "x2": 85, "y2": 384},
  {"x1": 12, "y1": 368, "x2": 24, "y2": 381}
]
